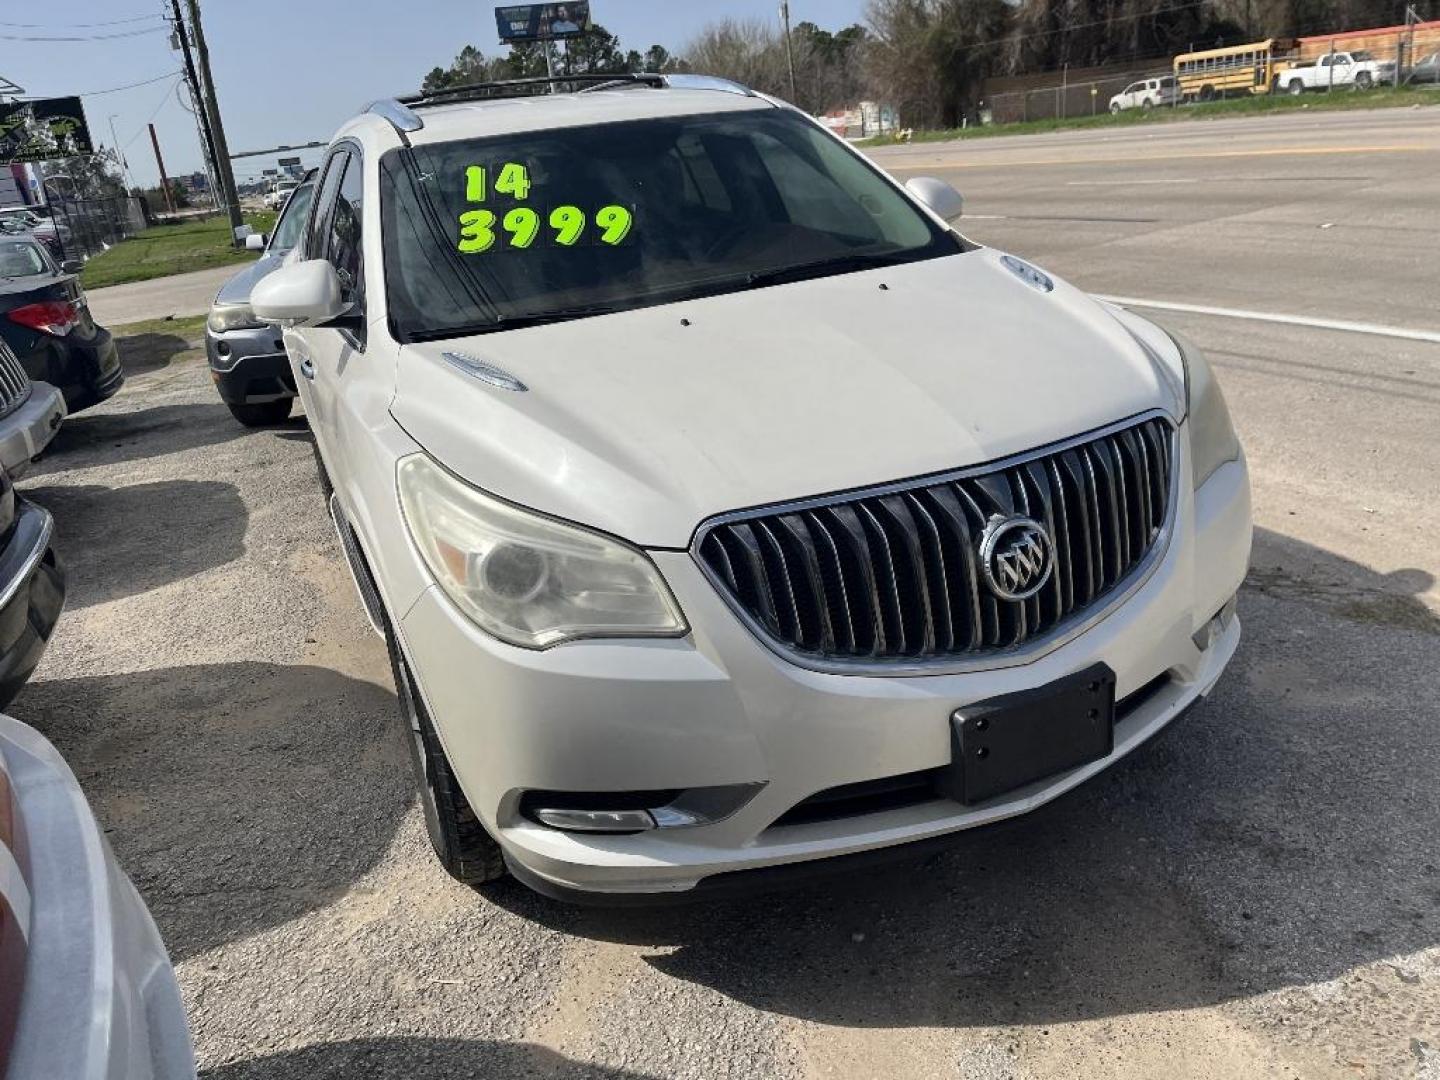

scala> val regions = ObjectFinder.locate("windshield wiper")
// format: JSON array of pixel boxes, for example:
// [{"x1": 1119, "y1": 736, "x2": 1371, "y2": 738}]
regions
[
  {"x1": 408, "y1": 304, "x2": 622, "y2": 342},
  {"x1": 740, "y1": 251, "x2": 915, "y2": 291}
]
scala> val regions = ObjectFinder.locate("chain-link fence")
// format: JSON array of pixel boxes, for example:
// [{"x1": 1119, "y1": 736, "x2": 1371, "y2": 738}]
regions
[
  {"x1": 42, "y1": 195, "x2": 150, "y2": 262},
  {"x1": 979, "y1": 33, "x2": 1438, "y2": 128}
]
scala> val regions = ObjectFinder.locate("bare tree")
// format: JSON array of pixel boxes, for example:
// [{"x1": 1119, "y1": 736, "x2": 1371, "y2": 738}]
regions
[{"x1": 682, "y1": 18, "x2": 794, "y2": 98}]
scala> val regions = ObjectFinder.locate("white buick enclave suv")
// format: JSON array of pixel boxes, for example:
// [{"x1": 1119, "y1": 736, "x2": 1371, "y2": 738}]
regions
[{"x1": 252, "y1": 74, "x2": 1252, "y2": 902}]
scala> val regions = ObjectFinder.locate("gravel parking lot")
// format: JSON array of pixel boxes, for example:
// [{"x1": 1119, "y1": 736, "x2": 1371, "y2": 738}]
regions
[{"x1": 14, "y1": 108, "x2": 1440, "y2": 1078}]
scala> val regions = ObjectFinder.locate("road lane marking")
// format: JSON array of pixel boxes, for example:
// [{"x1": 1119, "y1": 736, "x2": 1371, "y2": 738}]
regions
[
  {"x1": 1067, "y1": 174, "x2": 1372, "y2": 185},
  {"x1": 1095, "y1": 295, "x2": 1440, "y2": 344},
  {"x1": 887, "y1": 144, "x2": 1427, "y2": 171}
]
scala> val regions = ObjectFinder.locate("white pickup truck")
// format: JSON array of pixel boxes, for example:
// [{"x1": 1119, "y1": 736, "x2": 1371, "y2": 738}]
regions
[{"x1": 1280, "y1": 50, "x2": 1396, "y2": 93}]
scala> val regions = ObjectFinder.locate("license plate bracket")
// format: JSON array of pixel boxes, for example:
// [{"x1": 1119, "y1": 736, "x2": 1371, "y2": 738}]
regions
[{"x1": 942, "y1": 663, "x2": 1116, "y2": 806}]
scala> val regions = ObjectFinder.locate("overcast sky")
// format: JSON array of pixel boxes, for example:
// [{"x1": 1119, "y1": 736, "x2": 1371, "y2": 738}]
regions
[{"x1": 3, "y1": 1, "x2": 869, "y2": 188}]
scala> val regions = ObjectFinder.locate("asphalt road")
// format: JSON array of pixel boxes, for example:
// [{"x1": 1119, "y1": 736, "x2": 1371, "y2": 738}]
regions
[
  {"x1": 86, "y1": 263, "x2": 242, "y2": 326},
  {"x1": 14, "y1": 106, "x2": 1440, "y2": 1079}
]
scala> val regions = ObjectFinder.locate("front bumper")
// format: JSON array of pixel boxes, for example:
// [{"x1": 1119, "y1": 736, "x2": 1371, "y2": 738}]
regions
[
  {"x1": 0, "y1": 382, "x2": 65, "y2": 478},
  {"x1": 206, "y1": 325, "x2": 295, "y2": 405},
  {"x1": 0, "y1": 499, "x2": 65, "y2": 708},
  {"x1": 0, "y1": 716, "x2": 195, "y2": 1080},
  {"x1": 394, "y1": 439, "x2": 1252, "y2": 900}
]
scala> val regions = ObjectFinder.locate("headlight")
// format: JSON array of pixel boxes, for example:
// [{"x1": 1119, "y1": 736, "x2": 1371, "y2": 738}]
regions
[
  {"x1": 207, "y1": 302, "x2": 264, "y2": 333},
  {"x1": 1170, "y1": 329, "x2": 1240, "y2": 488},
  {"x1": 397, "y1": 455, "x2": 688, "y2": 649}
]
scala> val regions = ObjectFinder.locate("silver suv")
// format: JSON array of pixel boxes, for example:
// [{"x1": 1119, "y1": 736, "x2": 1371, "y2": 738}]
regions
[{"x1": 252, "y1": 74, "x2": 1251, "y2": 902}]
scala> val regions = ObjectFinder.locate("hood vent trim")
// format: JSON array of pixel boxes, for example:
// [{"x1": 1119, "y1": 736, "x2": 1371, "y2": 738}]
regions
[{"x1": 440, "y1": 352, "x2": 528, "y2": 392}]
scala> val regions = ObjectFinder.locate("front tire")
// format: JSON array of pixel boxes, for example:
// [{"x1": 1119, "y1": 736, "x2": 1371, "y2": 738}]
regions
[
  {"x1": 226, "y1": 398, "x2": 293, "y2": 427},
  {"x1": 1110, "y1": 102, "x2": 1122, "y2": 114},
  {"x1": 1288, "y1": 79, "x2": 1305, "y2": 95},
  {"x1": 386, "y1": 622, "x2": 507, "y2": 886},
  {"x1": 1355, "y1": 71, "x2": 1373, "y2": 90}
]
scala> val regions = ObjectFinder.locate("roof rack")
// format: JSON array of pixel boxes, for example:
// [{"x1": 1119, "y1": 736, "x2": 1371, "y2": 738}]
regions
[
  {"x1": 365, "y1": 73, "x2": 758, "y2": 136},
  {"x1": 398, "y1": 73, "x2": 664, "y2": 108}
]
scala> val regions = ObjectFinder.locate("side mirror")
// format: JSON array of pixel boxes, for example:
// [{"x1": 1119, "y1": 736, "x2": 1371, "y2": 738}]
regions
[
  {"x1": 905, "y1": 176, "x2": 964, "y2": 223},
  {"x1": 244, "y1": 233, "x2": 267, "y2": 251},
  {"x1": 252, "y1": 260, "x2": 347, "y2": 326},
  {"x1": 60, "y1": 259, "x2": 83, "y2": 274}
]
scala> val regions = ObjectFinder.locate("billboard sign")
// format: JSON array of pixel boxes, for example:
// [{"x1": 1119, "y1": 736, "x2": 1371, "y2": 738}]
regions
[
  {"x1": 495, "y1": 2, "x2": 592, "y2": 42},
  {"x1": 0, "y1": 97, "x2": 94, "y2": 165}
]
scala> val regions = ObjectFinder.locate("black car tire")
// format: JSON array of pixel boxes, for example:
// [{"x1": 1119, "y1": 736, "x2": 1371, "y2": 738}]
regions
[
  {"x1": 1355, "y1": 71, "x2": 1373, "y2": 90},
  {"x1": 227, "y1": 399, "x2": 293, "y2": 426},
  {"x1": 385, "y1": 622, "x2": 507, "y2": 886}
]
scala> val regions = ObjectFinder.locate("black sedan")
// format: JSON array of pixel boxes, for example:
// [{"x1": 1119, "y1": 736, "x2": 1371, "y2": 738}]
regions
[
  {"x1": 0, "y1": 236, "x2": 123, "y2": 414},
  {"x1": 0, "y1": 461, "x2": 64, "y2": 706}
]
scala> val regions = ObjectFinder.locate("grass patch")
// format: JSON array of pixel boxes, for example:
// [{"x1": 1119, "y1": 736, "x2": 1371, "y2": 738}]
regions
[
  {"x1": 859, "y1": 86, "x2": 1440, "y2": 146},
  {"x1": 80, "y1": 213, "x2": 274, "y2": 290},
  {"x1": 111, "y1": 314, "x2": 209, "y2": 341},
  {"x1": 247, "y1": 209, "x2": 278, "y2": 236}
]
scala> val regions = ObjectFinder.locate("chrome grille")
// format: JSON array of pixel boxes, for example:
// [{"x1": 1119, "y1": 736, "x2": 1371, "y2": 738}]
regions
[
  {"x1": 0, "y1": 339, "x2": 33, "y2": 420},
  {"x1": 694, "y1": 414, "x2": 1176, "y2": 668}
]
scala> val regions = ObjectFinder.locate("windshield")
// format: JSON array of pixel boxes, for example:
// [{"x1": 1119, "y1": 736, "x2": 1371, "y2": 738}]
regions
[
  {"x1": 380, "y1": 108, "x2": 962, "y2": 340},
  {"x1": 0, "y1": 239, "x2": 50, "y2": 277},
  {"x1": 1352, "y1": 51, "x2": 1374, "y2": 60},
  {"x1": 268, "y1": 182, "x2": 314, "y2": 252}
]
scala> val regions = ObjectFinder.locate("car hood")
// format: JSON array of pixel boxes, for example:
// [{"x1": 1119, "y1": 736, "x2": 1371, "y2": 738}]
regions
[
  {"x1": 390, "y1": 248, "x2": 1184, "y2": 549},
  {"x1": 213, "y1": 252, "x2": 284, "y2": 305}
]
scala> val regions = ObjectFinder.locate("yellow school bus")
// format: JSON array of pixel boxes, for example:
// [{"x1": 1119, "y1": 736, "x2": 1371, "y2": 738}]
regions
[{"x1": 1174, "y1": 38, "x2": 1297, "y2": 101}]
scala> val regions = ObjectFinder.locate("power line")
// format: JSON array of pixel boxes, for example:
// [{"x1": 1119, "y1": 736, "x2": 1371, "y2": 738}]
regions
[
  {"x1": 0, "y1": 26, "x2": 165, "y2": 43},
  {"x1": 24, "y1": 71, "x2": 183, "y2": 98},
  {"x1": 122, "y1": 77, "x2": 183, "y2": 152},
  {"x1": 0, "y1": 14, "x2": 163, "y2": 29}
]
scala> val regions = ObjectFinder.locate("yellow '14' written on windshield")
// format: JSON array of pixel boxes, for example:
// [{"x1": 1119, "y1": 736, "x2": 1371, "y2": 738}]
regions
[{"x1": 456, "y1": 163, "x2": 633, "y2": 253}]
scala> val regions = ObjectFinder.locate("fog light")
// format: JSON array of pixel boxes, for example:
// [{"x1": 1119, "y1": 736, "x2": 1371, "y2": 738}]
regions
[
  {"x1": 531, "y1": 807, "x2": 656, "y2": 833},
  {"x1": 524, "y1": 783, "x2": 764, "y2": 835},
  {"x1": 1192, "y1": 595, "x2": 1238, "y2": 651}
]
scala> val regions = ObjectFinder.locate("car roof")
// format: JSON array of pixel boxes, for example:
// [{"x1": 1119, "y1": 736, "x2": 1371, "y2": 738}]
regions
[{"x1": 338, "y1": 81, "x2": 778, "y2": 154}]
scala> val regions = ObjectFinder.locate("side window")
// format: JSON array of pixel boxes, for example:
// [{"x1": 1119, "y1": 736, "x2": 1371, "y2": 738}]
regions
[
  {"x1": 327, "y1": 153, "x2": 364, "y2": 310},
  {"x1": 304, "y1": 151, "x2": 347, "y2": 260}
]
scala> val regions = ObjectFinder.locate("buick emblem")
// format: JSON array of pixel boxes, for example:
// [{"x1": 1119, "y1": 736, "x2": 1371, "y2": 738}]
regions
[{"x1": 979, "y1": 515, "x2": 1054, "y2": 602}]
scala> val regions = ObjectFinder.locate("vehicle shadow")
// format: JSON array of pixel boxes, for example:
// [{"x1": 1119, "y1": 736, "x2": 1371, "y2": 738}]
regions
[
  {"x1": 491, "y1": 527, "x2": 1440, "y2": 1031},
  {"x1": 12, "y1": 660, "x2": 410, "y2": 964},
  {"x1": 28, "y1": 403, "x2": 252, "y2": 473},
  {"x1": 22, "y1": 480, "x2": 246, "y2": 609},
  {"x1": 198, "y1": 1037, "x2": 663, "y2": 1080},
  {"x1": 115, "y1": 331, "x2": 197, "y2": 376}
]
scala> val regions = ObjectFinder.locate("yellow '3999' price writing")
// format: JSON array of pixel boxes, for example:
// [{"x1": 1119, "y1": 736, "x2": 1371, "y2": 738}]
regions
[{"x1": 456, "y1": 162, "x2": 633, "y2": 254}]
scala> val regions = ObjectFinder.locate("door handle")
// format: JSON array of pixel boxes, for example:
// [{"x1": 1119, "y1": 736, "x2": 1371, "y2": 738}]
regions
[{"x1": 299, "y1": 358, "x2": 315, "y2": 381}]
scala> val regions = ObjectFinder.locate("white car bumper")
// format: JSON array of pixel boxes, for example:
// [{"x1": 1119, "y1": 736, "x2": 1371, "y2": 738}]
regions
[
  {"x1": 0, "y1": 716, "x2": 195, "y2": 1080},
  {"x1": 0, "y1": 382, "x2": 65, "y2": 479},
  {"x1": 395, "y1": 435, "x2": 1252, "y2": 900}
]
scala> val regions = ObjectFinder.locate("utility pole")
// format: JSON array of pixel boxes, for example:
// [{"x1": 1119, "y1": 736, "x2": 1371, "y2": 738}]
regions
[
  {"x1": 149, "y1": 123, "x2": 175, "y2": 213},
  {"x1": 169, "y1": 0, "x2": 224, "y2": 210},
  {"x1": 180, "y1": 0, "x2": 242, "y2": 236},
  {"x1": 779, "y1": 1, "x2": 798, "y2": 103},
  {"x1": 176, "y1": 81, "x2": 218, "y2": 209}
]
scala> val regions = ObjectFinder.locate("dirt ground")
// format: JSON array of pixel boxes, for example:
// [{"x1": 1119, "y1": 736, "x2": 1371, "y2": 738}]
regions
[{"x1": 14, "y1": 111, "x2": 1440, "y2": 1079}]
